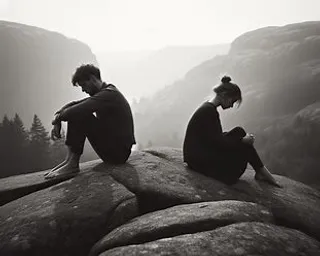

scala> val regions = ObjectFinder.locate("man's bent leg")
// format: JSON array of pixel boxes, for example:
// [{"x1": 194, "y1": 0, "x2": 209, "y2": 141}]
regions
[
  {"x1": 45, "y1": 115, "x2": 96, "y2": 179},
  {"x1": 86, "y1": 133, "x2": 132, "y2": 165}
]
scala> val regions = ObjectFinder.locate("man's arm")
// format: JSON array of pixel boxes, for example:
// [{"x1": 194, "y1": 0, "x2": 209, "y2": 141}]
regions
[
  {"x1": 55, "y1": 98, "x2": 89, "y2": 115},
  {"x1": 53, "y1": 91, "x2": 115, "y2": 123}
]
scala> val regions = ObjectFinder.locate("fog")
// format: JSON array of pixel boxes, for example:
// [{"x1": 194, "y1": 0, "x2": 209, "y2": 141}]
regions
[{"x1": 1, "y1": 0, "x2": 319, "y2": 52}]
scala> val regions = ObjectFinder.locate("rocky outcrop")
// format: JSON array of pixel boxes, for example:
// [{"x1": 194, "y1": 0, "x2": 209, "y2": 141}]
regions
[
  {"x1": 0, "y1": 148, "x2": 320, "y2": 255},
  {"x1": 0, "y1": 161, "x2": 139, "y2": 256}
]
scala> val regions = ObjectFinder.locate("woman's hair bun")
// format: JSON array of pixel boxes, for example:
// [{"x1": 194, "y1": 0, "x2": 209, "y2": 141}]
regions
[{"x1": 221, "y1": 76, "x2": 231, "y2": 83}]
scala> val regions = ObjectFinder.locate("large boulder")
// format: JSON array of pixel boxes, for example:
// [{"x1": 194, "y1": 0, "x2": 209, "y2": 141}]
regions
[
  {"x1": 107, "y1": 149, "x2": 320, "y2": 241},
  {"x1": 0, "y1": 147, "x2": 320, "y2": 255},
  {"x1": 0, "y1": 161, "x2": 139, "y2": 256},
  {"x1": 0, "y1": 161, "x2": 96, "y2": 206},
  {"x1": 100, "y1": 222, "x2": 320, "y2": 256},
  {"x1": 90, "y1": 200, "x2": 274, "y2": 256}
]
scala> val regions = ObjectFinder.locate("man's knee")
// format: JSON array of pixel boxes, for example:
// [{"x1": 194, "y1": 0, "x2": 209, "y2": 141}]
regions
[
  {"x1": 68, "y1": 114, "x2": 96, "y2": 124},
  {"x1": 101, "y1": 148, "x2": 131, "y2": 164},
  {"x1": 233, "y1": 126, "x2": 246, "y2": 136}
]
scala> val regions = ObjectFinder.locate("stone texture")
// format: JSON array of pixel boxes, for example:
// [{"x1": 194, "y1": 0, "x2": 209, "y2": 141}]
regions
[
  {"x1": 0, "y1": 161, "x2": 99, "y2": 206},
  {"x1": 107, "y1": 148, "x2": 320, "y2": 241},
  {"x1": 100, "y1": 222, "x2": 320, "y2": 256},
  {"x1": 90, "y1": 200, "x2": 274, "y2": 256},
  {"x1": 0, "y1": 163, "x2": 139, "y2": 256}
]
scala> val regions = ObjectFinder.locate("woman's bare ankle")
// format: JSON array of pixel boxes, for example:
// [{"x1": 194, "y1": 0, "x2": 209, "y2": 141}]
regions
[{"x1": 254, "y1": 166, "x2": 281, "y2": 187}]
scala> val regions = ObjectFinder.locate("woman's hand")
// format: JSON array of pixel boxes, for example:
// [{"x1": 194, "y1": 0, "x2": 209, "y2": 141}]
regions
[{"x1": 241, "y1": 133, "x2": 255, "y2": 145}]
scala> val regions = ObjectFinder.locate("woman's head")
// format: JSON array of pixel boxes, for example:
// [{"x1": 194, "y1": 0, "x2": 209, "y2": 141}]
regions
[{"x1": 213, "y1": 76, "x2": 242, "y2": 109}]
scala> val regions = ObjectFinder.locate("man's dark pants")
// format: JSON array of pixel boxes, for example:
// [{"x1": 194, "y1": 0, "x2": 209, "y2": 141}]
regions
[{"x1": 65, "y1": 114, "x2": 131, "y2": 164}]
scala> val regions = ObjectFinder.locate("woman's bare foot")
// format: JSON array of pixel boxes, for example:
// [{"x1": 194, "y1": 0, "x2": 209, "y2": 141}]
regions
[{"x1": 255, "y1": 166, "x2": 282, "y2": 188}]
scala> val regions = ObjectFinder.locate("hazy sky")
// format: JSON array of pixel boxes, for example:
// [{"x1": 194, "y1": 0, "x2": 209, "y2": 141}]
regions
[{"x1": 0, "y1": 0, "x2": 319, "y2": 53}]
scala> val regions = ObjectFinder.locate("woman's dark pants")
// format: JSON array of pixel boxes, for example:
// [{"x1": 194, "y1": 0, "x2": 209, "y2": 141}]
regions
[{"x1": 191, "y1": 127, "x2": 264, "y2": 185}]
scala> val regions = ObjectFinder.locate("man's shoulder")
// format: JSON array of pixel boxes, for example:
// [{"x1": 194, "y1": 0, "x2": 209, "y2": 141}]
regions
[
  {"x1": 93, "y1": 83, "x2": 127, "y2": 103},
  {"x1": 101, "y1": 83, "x2": 119, "y2": 92}
]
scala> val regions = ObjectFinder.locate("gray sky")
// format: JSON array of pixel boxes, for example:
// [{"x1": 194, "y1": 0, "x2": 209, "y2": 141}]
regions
[{"x1": 0, "y1": 0, "x2": 319, "y2": 53}]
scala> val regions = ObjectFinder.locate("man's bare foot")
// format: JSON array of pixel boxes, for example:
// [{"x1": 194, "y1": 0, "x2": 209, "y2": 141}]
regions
[
  {"x1": 45, "y1": 147, "x2": 76, "y2": 176},
  {"x1": 45, "y1": 164, "x2": 80, "y2": 179},
  {"x1": 44, "y1": 160, "x2": 68, "y2": 176}
]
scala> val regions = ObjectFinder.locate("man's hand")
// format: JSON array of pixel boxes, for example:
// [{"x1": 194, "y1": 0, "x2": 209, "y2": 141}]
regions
[
  {"x1": 241, "y1": 133, "x2": 255, "y2": 145},
  {"x1": 51, "y1": 111, "x2": 63, "y2": 140},
  {"x1": 51, "y1": 122, "x2": 62, "y2": 141},
  {"x1": 52, "y1": 113, "x2": 61, "y2": 125}
]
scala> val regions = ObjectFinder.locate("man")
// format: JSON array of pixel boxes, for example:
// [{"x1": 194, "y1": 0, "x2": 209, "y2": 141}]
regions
[{"x1": 45, "y1": 64, "x2": 136, "y2": 179}]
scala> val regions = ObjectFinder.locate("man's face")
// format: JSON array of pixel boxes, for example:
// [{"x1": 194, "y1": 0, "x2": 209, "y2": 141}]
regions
[{"x1": 78, "y1": 78, "x2": 99, "y2": 96}]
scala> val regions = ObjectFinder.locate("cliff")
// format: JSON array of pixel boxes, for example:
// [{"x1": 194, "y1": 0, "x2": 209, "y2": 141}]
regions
[{"x1": 0, "y1": 20, "x2": 98, "y2": 127}]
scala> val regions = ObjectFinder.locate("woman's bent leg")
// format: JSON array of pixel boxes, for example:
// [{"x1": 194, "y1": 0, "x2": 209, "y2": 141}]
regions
[
  {"x1": 243, "y1": 144, "x2": 264, "y2": 171},
  {"x1": 224, "y1": 126, "x2": 246, "y2": 139}
]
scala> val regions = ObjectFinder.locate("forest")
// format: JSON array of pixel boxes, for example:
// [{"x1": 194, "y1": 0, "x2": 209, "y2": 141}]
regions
[{"x1": 0, "y1": 113, "x2": 66, "y2": 178}]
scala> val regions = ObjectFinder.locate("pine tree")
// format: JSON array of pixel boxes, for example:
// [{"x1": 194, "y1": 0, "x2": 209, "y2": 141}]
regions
[
  {"x1": 11, "y1": 114, "x2": 29, "y2": 174},
  {"x1": 28, "y1": 114, "x2": 51, "y2": 172},
  {"x1": 0, "y1": 115, "x2": 14, "y2": 177}
]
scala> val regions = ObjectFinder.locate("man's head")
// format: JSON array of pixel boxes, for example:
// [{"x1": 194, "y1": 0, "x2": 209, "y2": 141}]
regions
[{"x1": 72, "y1": 64, "x2": 103, "y2": 96}]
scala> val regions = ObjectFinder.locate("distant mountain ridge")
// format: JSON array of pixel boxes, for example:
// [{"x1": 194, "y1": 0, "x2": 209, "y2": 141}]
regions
[
  {"x1": 133, "y1": 21, "x2": 320, "y2": 139},
  {"x1": 97, "y1": 44, "x2": 229, "y2": 101}
]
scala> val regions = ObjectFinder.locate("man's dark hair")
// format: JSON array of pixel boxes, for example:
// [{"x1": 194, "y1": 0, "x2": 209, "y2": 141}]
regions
[{"x1": 72, "y1": 64, "x2": 101, "y2": 86}]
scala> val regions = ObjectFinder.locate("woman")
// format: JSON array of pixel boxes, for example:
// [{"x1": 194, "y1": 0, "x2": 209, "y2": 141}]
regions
[{"x1": 183, "y1": 76, "x2": 280, "y2": 187}]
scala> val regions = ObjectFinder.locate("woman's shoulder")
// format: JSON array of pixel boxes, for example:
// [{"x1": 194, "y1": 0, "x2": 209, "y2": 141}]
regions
[
  {"x1": 193, "y1": 101, "x2": 219, "y2": 117},
  {"x1": 199, "y1": 101, "x2": 218, "y2": 112}
]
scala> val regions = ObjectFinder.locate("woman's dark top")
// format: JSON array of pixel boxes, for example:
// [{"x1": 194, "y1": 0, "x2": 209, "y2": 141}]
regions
[{"x1": 183, "y1": 102, "x2": 246, "y2": 183}]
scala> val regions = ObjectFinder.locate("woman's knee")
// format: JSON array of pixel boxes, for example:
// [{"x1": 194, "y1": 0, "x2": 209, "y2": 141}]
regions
[{"x1": 226, "y1": 126, "x2": 246, "y2": 138}]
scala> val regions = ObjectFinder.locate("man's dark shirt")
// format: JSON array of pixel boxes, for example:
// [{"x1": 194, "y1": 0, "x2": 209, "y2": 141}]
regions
[{"x1": 59, "y1": 83, "x2": 136, "y2": 148}]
